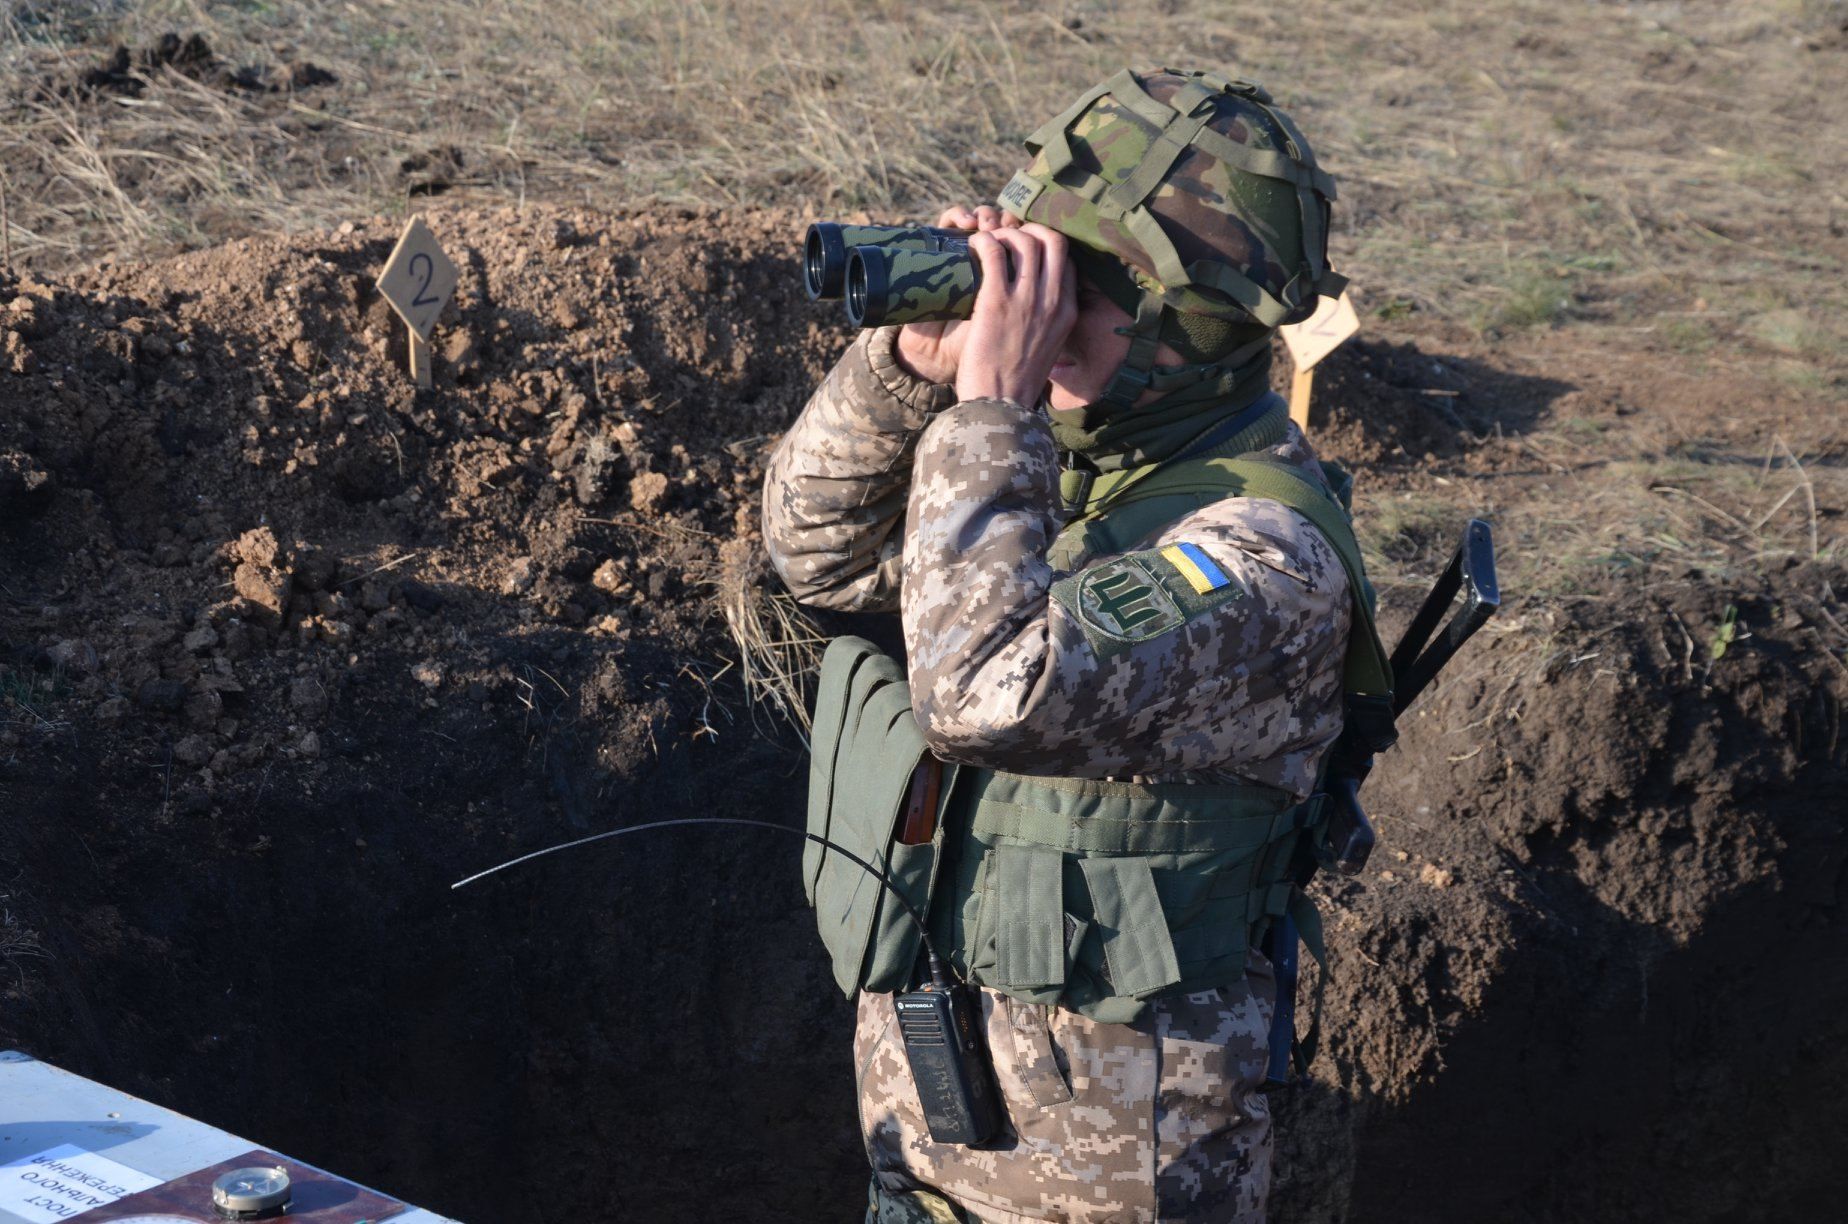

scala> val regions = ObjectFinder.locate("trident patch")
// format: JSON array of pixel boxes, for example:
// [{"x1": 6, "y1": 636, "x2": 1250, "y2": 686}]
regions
[{"x1": 1073, "y1": 558, "x2": 1185, "y2": 642}]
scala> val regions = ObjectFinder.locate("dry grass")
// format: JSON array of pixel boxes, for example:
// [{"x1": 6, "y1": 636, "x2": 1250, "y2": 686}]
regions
[
  {"x1": 1, "y1": 664, "x2": 72, "y2": 739},
  {"x1": 1357, "y1": 422, "x2": 1848, "y2": 615},
  {"x1": 4, "y1": 0, "x2": 1846, "y2": 352},
  {"x1": 719, "y1": 566, "x2": 827, "y2": 737},
  {"x1": 0, "y1": 889, "x2": 46, "y2": 977}
]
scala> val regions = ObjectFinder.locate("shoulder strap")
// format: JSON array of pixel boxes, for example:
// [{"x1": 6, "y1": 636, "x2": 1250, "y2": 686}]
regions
[{"x1": 1093, "y1": 454, "x2": 1394, "y2": 700}]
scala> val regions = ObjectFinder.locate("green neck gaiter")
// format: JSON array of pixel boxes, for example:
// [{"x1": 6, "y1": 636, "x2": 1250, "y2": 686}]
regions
[{"x1": 1047, "y1": 346, "x2": 1274, "y2": 472}]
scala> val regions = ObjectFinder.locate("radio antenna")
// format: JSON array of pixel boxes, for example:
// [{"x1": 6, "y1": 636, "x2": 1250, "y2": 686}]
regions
[{"x1": 452, "y1": 817, "x2": 953, "y2": 989}]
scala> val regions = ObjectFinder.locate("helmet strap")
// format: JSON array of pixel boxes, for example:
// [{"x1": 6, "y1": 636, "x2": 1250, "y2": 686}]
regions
[{"x1": 1097, "y1": 293, "x2": 1167, "y2": 412}]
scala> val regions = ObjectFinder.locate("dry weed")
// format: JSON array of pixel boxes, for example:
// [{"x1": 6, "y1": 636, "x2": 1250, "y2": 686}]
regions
[
  {"x1": 1359, "y1": 430, "x2": 1847, "y2": 611},
  {"x1": 719, "y1": 560, "x2": 827, "y2": 737}
]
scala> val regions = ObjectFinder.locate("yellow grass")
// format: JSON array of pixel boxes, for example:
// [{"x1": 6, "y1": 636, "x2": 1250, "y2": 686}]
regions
[{"x1": 4, "y1": 0, "x2": 1845, "y2": 351}]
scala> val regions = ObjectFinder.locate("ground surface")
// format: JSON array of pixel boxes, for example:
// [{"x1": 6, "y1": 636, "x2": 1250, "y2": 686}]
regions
[{"x1": 2, "y1": 3, "x2": 1847, "y2": 1223}]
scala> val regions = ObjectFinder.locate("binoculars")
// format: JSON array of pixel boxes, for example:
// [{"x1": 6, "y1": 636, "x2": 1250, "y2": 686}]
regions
[{"x1": 804, "y1": 223, "x2": 981, "y2": 328}]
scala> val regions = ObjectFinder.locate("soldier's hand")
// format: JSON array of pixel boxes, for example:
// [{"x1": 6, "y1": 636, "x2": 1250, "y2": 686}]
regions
[
  {"x1": 934, "y1": 205, "x2": 1020, "y2": 234},
  {"x1": 894, "y1": 206, "x2": 1021, "y2": 385},
  {"x1": 953, "y1": 223, "x2": 1078, "y2": 407}
]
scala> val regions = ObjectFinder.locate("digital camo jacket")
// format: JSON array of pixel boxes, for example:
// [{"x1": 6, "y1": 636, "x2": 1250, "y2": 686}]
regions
[{"x1": 762, "y1": 327, "x2": 1349, "y2": 800}]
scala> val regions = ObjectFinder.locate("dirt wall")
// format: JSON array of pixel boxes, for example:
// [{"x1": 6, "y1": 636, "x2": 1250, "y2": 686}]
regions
[{"x1": 3, "y1": 206, "x2": 1845, "y2": 1221}]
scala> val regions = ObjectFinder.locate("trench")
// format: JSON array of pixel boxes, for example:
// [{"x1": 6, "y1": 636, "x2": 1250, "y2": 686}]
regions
[{"x1": 4, "y1": 206, "x2": 1847, "y2": 1222}]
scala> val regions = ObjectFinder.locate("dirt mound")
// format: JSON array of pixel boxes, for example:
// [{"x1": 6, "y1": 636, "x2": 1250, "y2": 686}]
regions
[
  {"x1": 1, "y1": 205, "x2": 829, "y2": 803},
  {"x1": 3, "y1": 207, "x2": 1845, "y2": 1222},
  {"x1": 45, "y1": 32, "x2": 336, "y2": 99},
  {"x1": 1293, "y1": 332, "x2": 1573, "y2": 468},
  {"x1": 1, "y1": 204, "x2": 859, "y2": 1219},
  {"x1": 1276, "y1": 566, "x2": 1848, "y2": 1222}
]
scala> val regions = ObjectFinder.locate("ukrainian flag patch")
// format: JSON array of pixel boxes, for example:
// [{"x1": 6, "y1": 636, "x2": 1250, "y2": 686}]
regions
[{"x1": 1160, "y1": 542, "x2": 1235, "y2": 596}]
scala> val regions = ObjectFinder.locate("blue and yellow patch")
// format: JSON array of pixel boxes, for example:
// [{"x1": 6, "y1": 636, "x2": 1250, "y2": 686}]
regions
[
  {"x1": 1051, "y1": 540, "x2": 1247, "y2": 657},
  {"x1": 1160, "y1": 542, "x2": 1236, "y2": 596}
]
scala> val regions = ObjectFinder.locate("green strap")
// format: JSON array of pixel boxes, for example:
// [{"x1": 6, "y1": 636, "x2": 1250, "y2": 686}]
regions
[
  {"x1": 1089, "y1": 455, "x2": 1394, "y2": 698},
  {"x1": 1077, "y1": 857, "x2": 1182, "y2": 1000},
  {"x1": 1175, "y1": 68, "x2": 1273, "y2": 106},
  {"x1": 1022, "y1": 70, "x2": 1134, "y2": 176},
  {"x1": 1183, "y1": 124, "x2": 1338, "y2": 199},
  {"x1": 1095, "y1": 67, "x2": 1182, "y2": 131},
  {"x1": 993, "y1": 843, "x2": 1067, "y2": 998},
  {"x1": 1288, "y1": 887, "x2": 1329, "y2": 1074},
  {"x1": 1104, "y1": 90, "x2": 1216, "y2": 214},
  {"x1": 968, "y1": 768, "x2": 1297, "y2": 855},
  {"x1": 1179, "y1": 258, "x2": 1297, "y2": 328},
  {"x1": 1098, "y1": 292, "x2": 1168, "y2": 411},
  {"x1": 1118, "y1": 207, "x2": 1192, "y2": 290},
  {"x1": 1114, "y1": 68, "x2": 1334, "y2": 197}
]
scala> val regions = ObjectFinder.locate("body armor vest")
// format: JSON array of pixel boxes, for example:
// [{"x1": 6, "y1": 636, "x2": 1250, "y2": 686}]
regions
[{"x1": 804, "y1": 406, "x2": 1388, "y2": 1022}]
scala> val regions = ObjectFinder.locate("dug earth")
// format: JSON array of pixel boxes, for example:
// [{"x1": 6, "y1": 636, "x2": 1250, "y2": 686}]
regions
[{"x1": 2, "y1": 205, "x2": 1844, "y2": 1222}]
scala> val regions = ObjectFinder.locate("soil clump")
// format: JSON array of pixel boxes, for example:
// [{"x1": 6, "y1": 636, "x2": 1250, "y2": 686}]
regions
[{"x1": 45, "y1": 32, "x2": 337, "y2": 100}]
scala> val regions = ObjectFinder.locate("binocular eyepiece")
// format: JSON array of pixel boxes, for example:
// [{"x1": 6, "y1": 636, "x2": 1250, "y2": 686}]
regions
[{"x1": 804, "y1": 222, "x2": 982, "y2": 328}]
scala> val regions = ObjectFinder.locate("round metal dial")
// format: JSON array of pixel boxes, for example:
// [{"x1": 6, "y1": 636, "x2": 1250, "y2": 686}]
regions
[{"x1": 211, "y1": 1165, "x2": 292, "y2": 1217}]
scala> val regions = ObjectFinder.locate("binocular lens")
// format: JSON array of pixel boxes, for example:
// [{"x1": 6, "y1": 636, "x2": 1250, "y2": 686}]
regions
[
  {"x1": 804, "y1": 224, "x2": 841, "y2": 300},
  {"x1": 845, "y1": 248, "x2": 877, "y2": 327}
]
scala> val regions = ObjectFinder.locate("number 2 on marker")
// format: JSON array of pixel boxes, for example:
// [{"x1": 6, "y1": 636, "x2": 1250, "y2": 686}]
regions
[{"x1": 408, "y1": 253, "x2": 439, "y2": 308}]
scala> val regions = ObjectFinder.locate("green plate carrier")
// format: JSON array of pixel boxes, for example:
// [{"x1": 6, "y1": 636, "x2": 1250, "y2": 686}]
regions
[{"x1": 805, "y1": 421, "x2": 1390, "y2": 1022}]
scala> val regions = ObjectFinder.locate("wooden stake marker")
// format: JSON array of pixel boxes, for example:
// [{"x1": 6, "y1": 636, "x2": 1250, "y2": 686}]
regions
[
  {"x1": 1278, "y1": 290, "x2": 1360, "y2": 432},
  {"x1": 376, "y1": 215, "x2": 458, "y2": 389}
]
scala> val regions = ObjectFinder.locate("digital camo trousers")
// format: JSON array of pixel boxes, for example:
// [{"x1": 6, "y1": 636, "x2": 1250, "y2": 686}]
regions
[{"x1": 855, "y1": 957, "x2": 1275, "y2": 1224}]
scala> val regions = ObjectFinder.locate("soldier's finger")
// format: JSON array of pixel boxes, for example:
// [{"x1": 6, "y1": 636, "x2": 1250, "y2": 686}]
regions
[
  {"x1": 1022, "y1": 225, "x2": 1069, "y2": 302},
  {"x1": 936, "y1": 206, "x2": 978, "y2": 230},
  {"x1": 973, "y1": 205, "x2": 1008, "y2": 231},
  {"x1": 967, "y1": 231, "x2": 1012, "y2": 314},
  {"x1": 987, "y1": 227, "x2": 1041, "y2": 293}
]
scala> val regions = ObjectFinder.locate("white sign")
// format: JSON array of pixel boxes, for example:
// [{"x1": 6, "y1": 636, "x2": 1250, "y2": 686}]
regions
[
  {"x1": 375, "y1": 216, "x2": 458, "y2": 342},
  {"x1": 1279, "y1": 289, "x2": 1360, "y2": 373},
  {"x1": 0, "y1": 1144, "x2": 162, "y2": 1221}
]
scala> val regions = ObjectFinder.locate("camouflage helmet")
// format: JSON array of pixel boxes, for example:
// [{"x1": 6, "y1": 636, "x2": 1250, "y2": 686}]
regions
[{"x1": 998, "y1": 68, "x2": 1345, "y2": 411}]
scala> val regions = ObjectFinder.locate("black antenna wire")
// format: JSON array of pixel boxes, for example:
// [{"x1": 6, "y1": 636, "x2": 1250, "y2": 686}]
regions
[{"x1": 452, "y1": 817, "x2": 953, "y2": 990}]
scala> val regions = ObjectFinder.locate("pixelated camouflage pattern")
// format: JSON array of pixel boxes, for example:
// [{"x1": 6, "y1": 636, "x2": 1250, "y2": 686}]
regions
[
  {"x1": 900, "y1": 396, "x2": 1348, "y2": 796},
  {"x1": 763, "y1": 328, "x2": 954, "y2": 613},
  {"x1": 856, "y1": 968, "x2": 1274, "y2": 1223},
  {"x1": 1000, "y1": 72, "x2": 1307, "y2": 324},
  {"x1": 854, "y1": 245, "x2": 980, "y2": 327},
  {"x1": 764, "y1": 330, "x2": 1349, "y2": 797}
]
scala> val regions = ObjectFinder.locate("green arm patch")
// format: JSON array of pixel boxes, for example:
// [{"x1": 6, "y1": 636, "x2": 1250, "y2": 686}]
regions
[{"x1": 1051, "y1": 544, "x2": 1247, "y2": 658}]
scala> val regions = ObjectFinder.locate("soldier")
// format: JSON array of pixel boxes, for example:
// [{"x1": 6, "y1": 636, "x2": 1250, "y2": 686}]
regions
[{"x1": 764, "y1": 69, "x2": 1374, "y2": 1222}]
